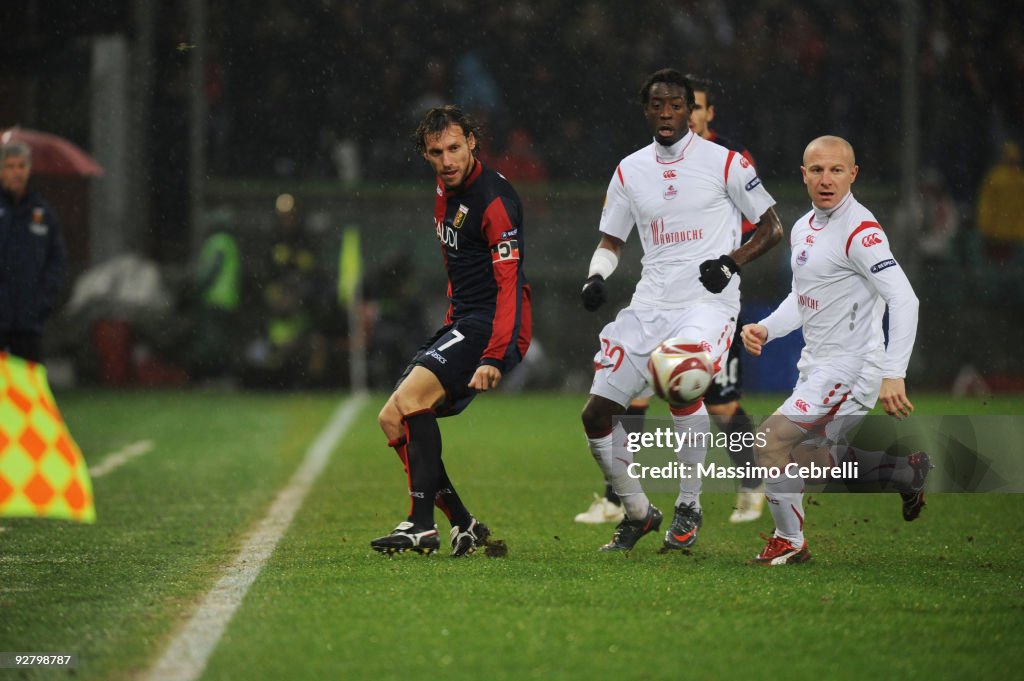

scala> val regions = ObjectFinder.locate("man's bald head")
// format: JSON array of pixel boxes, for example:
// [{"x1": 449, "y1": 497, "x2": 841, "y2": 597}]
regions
[
  {"x1": 803, "y1": 135, "x2": 856, "y2": 167},
  {"x1": 801, "y1": 135, "x2": 859, "y2": 210}
]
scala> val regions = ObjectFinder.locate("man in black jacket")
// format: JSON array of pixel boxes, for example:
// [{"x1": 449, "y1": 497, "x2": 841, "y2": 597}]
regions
[{"x1": 0, "y1": 140, "x2": 67, "y2": 363}]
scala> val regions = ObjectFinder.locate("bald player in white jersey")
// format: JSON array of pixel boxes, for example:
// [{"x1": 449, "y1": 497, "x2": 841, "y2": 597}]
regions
[
  {"x1": 580, "y1": 68, "x2": 782, "y2": 553},
  {"x1": 742, "y1": 135, "x2": 931, "y2": 566}
]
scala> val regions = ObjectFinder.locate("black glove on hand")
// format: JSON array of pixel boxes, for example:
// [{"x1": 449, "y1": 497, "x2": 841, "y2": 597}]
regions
[
  {"x1": 581, "y1": 275, "x2": 608, "y2": 311},
  {"x1": 698, "y1": 255, "x2": 740, "y2": 293}
]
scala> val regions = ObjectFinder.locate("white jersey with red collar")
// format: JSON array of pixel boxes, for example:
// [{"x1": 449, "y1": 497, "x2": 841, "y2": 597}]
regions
[
  {"x1": 760, "y1": 192, "x2": 919, "y2": 404},
  {"x1": 599, "y1": 131, "x2": 775, "y2": 310}
]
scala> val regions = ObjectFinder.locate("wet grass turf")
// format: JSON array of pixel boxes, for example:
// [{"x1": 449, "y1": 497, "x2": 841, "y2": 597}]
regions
[{"x1": 2, "y1": 391, "x2": 1022, "y2": 680}]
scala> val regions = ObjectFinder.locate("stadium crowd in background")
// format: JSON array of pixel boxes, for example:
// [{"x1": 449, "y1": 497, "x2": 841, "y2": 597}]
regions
[
  {"x1": 3, "y1": 0, "x2": 1021, "y2": 390},
  {"x1": 187, "y1": 0, "x2": 1016, "y2": 202}
]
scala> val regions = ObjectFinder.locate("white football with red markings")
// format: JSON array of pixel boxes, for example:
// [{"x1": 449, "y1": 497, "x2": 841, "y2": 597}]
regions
[{"x1": 647, "y1": 337, "x2": 715, "y2": 408}]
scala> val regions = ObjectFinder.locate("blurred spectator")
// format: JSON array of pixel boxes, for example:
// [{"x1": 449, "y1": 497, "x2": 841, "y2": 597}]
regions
[
  {"x1": 190, "y1": 211, "x2": 241, "y2": 381},
  {"x1": 491, "y1": 128, "x2": 548, "y2": 184},
  {"x1": 242, "y1": 195, "x2": 330, "y2": 388},
  {"x1": 0, "y1": 140, "x2": 67, "y2": 364},
  {"x1": 362, "y1": 249, "x2": 428, "y2": 389},
  {"x1": 916, "y1": 168, "x2": 960, "y2": 261},
  {"x1": 976, "y1": 141, "x2": 1024, "y2": 261}
]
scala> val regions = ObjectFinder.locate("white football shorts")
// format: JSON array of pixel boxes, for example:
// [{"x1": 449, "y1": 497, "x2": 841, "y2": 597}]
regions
[
  {"x1": 778, "y1": 365, "x2": 875, "y2": 442},
  {"x1": 590, "y1": 300, "x2": 737, "y2": 408}
]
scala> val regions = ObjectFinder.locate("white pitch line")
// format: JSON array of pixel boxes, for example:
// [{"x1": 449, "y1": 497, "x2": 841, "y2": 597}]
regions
[
  {"x1": 89, "y1": 440, "x2": 155, "y2": 478},
  {"x1": 142, "y1": 393, "x2": 367, "y2": 681}
]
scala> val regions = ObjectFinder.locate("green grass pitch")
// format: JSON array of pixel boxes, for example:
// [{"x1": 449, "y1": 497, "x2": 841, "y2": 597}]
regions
[{"x1": 1, "y1": 391, "x2": 1022, "y2": 680}]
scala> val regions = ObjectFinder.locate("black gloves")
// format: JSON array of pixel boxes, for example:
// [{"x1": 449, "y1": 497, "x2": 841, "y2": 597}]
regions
[
  {"x1": 581, "y1": 275, "x2": 607, "y2": 311},
  {"x1": 698, "y1": 255, "x2": 740, "y2": 294}
]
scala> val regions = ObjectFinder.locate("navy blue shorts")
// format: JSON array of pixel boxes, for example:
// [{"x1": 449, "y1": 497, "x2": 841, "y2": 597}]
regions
[
  {"x1": 397, "y1": 317, "x2": 517, "y2": 417},
  {"x1": 705, "y1": 317, "x2": 744, "y2": 405}
]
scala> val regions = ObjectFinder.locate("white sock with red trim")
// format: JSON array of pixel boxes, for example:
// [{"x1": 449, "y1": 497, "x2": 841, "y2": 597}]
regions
[
  {"x1": 832, "y1": 445, "x2": 914, "y2": 488},
  {"x1": 765, "y1": 472, "x2": 805, "y2": 547},
  {"x1": 587, "y1": 425, "x2": 650, "y2": 520},
  {"x1": 672, "y1": 399, "x2": 709, "y2": 510}
]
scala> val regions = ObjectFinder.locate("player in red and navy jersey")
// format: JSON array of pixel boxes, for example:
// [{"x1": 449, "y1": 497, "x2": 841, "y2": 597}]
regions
[{"x1": 371, "y1": 105, "x2": 531, "y2": 557}]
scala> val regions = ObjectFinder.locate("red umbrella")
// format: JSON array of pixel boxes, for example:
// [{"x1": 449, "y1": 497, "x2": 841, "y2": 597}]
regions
[{"x1": 1, "y1": 127, "x2": 104, "y2": 177}]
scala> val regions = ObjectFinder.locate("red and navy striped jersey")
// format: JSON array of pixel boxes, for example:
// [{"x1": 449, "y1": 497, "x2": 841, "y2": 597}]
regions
[{"x1": 432, "y1": 160, "x2": 532, "y2": 369}]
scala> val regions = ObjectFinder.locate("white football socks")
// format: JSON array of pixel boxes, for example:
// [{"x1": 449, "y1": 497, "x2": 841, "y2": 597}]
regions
[
  {"x1": 672, "y1": 402, "x2": 709, "y2": 510},
  {"x1": 765, "y1": 473, "x2": 805, "y2": 547},
  {"x1": 587, "y1": 425, "x2": 650, "y2": 520}
]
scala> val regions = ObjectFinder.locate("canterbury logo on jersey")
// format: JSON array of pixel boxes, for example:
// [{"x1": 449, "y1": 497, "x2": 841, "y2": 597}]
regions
[
  {"x1": 491, "y1": 239, "x2": 519, "y2": 262},
  {"x1": 861, "y1": 233, "x2": 883, "y2": 247}
]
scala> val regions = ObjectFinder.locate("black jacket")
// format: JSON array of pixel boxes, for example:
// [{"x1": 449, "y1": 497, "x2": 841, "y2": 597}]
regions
[{"x1": 0, "y1": 187, "x2": 67, "y2": 333}]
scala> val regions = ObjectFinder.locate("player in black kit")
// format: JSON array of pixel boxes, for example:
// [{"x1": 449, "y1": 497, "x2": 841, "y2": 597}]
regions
[{"x1": 371, "y1": 106, "x2": 532, "y2": 557}]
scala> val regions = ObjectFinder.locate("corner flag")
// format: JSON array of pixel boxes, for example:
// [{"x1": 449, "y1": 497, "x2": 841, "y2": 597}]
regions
[{"x1": 0, "y1": 352, "x2": 95, "y2": 522}]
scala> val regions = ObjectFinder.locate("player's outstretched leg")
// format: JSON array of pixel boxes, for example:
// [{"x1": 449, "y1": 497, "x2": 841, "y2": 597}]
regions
[{"x1": 899, "y1": 451, "x2": 934, "y2": 522}]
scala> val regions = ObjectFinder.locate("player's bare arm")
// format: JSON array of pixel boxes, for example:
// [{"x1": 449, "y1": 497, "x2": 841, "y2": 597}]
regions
[
  {"x1": 699, "y1": 208, "x2": 782, "y2": 293},
  {"x1": 593, "y1": 234, "x2": 624, "y2": 258},
  {"x1": 469, "y1": 364, "x2": 502, "y2": 391},
  {"x1": 581, "y1": 234, "x2": 625, "y2": 311},
  {"x1": 730, "y1": 206, "x2": 783, "y2": 268},
  {"x1": 878, "y1": 377, "x2": 914, "y2": 420}
]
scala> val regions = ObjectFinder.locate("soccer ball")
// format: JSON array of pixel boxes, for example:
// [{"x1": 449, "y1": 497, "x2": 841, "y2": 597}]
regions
[{"x1": 647, "y1": 337, "x2": 715, "y2": 408}]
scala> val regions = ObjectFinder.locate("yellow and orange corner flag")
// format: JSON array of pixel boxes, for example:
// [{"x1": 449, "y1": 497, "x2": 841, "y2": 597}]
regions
[{"x1": 0, "y1": 352, "x2": 95, "y2": 522}]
